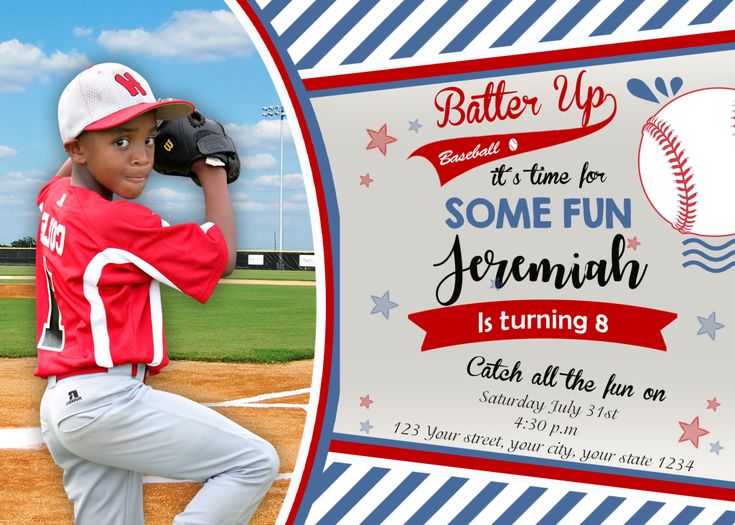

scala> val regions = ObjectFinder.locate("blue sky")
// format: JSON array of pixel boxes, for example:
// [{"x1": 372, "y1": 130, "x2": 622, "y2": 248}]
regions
[{"x1": 0, "y1": 0, "x2": 312, "y2": 251}]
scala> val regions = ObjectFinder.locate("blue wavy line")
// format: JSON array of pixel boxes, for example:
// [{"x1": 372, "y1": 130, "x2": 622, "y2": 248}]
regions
[
  {"x1": 682, "y1": 260, "x2": 735, "y2": 273},
  {"x1": 681, "y1": 237, "x2": 735, "y2": 250},
  {"x1": 682, "y1": 249, "x2": 735, "y2": 262}
]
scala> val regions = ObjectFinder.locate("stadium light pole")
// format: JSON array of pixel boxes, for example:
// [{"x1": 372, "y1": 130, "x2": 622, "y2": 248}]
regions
[{"x1": 262, "y1": 104, "x2": 286, "y2": 270}]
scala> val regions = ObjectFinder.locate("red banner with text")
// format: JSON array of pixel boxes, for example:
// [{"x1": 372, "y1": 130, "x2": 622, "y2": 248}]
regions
[{"x1": 409, "y1": 299, "x2": 677, "y2": 351}]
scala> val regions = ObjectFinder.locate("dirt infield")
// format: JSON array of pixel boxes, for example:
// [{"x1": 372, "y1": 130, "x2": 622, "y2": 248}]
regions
[
  {"x1": 0, "y1": 358, "x2": 313, "y2": 524},
  {"x1": 0, "y1": 284, "x2": 34, "y2": 299}
]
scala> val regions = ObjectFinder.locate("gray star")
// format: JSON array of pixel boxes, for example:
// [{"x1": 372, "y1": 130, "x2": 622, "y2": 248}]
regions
[
  {"x1": 710, "y1": 441, "x2": 724, "y2": 455},
  {"x1": 371, "y1": 291, "x2": 398, "y2": 319},
  {"x1": 408, "y1": 119, "x2": 423, "y2": 133},
  {"x1": 697, "y1": 312, "x2": 724, "y2": 340},
  {"x1": 360, "y1": 420, "x2": 374, "y2": 434}
]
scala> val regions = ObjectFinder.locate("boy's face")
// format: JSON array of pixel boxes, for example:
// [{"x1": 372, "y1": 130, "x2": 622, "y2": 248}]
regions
[{"x1": 71, "y1": 111, "x2": 158, "y2": 200}]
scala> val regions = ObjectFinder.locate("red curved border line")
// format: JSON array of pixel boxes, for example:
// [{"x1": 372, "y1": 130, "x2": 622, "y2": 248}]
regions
[{"x1": 234, "y1": 2, "x2": 336, "y2": 522}]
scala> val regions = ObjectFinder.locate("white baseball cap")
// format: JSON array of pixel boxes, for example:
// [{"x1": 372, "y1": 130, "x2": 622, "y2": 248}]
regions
[{"x1": 58, "y1": 62, "x2": 194, "y2": 142}]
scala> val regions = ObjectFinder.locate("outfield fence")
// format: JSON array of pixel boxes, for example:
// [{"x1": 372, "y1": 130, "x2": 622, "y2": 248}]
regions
[{"x1": 0, "y1": 247, "x2": 315, "y2": 271}]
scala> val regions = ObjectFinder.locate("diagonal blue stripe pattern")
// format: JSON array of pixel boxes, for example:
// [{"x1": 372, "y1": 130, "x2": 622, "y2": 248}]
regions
[
  {"x1": 343, "y1": 0, "x2": 424, "y2": 65},
  {"x1": 359, "y1": 471, "x2": 429, "y2": 524},
  {"x1": 448, "y1": 481, "x2": 508, "y2": 524},
  {"x1": 669, "y1": 505, "x2": 704, "y2": 524},
  {"x1": 261, "y1": 0, "x2": 290, "y2": 22},
  {"x1": 581, "y1": 496, "x2": 626, "y2": 524},
  {"x1": 625, "y1": 501, "x2": 665, "y2": 524},
  {"x1": 542, "y1": 0, "x2": 603, "y2": 42},
  {"x1": 392, "y1": 0, "x2": 472, "y2": 59},
  {"x1": 691, "y1": 0, "x2": 734, "y2": 25},
  {"x1": 591, "y1": 0, "x2": 645, "y2": 36},
  {"x1": 315, "y1": 467, "x2": 390, "y2": 525},
  {"x1": 494, "y1": 486, "x2": 548, "y2": 524},
  {"x1": 714, "y1": 510, "x2": 735, "y2": 525},
  {"x1": 537, "y1": 491, "x2": 587, "y2": 524},
  {"x1": 640, "y1": 0, "x2": 688, "y2": 30},
  {"x1": 296, "y1": 0, "x2": 375, "y2": 69},
  {"x1": 492, "y1": 0, "x2": 557, "y2": 48},
  {"x1": 442, "y1": 0, "x2": 513, "y2": 54},
  {"x1": 312, "y1": 462, "x2": 350, "y2": 499},
  {"x1": 279, "y1": 0, "x2": 333, "y2": 48},
  {"x1": 405, "y1": 476, "x2": 468, "y2": 525}
]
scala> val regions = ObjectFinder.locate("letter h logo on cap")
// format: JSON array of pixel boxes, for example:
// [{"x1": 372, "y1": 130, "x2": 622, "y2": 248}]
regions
[{"x1": 114, "y1": 72, "x2": 147, "y2": 97}]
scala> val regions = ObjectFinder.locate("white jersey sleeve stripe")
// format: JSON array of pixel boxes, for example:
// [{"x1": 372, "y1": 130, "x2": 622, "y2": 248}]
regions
[
  {"x1": 200, "y1": 222, "x2": 215, "y2": 233},
  {"x1": 83, "y1": 248, "x2": 181, "y2": 369},
  {"x1": 148, "y1": 281, "x2": 164, "y2": 367}
]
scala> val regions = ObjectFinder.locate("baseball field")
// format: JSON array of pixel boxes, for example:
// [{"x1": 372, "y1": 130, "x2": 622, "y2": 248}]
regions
[{"x1": 0, "y1": 265, "x2": 316, "y2": 524}]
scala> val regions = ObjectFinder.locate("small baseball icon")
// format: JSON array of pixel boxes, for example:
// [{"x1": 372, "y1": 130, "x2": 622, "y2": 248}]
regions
[
  {"x1": 638, "y1": 87, "x2": 735, "y2": 236},
  {"x1": 508, "y1": 137, "x2": 518, "y2": 151}
]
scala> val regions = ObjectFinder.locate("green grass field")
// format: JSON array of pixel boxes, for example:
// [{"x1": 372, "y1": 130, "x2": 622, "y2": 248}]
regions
[
  {"x1": 0, "y1": 264, "x2": 316, "y2": 281},
  {"x1": 229, "y1": 269, "x2": 316, "y2": 281},
  {"x1": 0, "y1": 282, "x2": 315, "y2": 363},
  {"x1": 0, "y1": 265, "x2": 34, "y2": 277}
]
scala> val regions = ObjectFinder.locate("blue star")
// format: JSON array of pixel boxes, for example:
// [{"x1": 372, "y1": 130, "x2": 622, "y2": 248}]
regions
[
  {"x1": 371, "y1": 291, "x2": 398, "y2": 319},
  {"x1": 408, "y1": 119, "x2": 423, "y2": 133},
  {"x1": 697, "y1": 312, "x2": 724, "y2": 341},
  {"x1": 710, "y1": 441, "x2": 724, "y2": 455},
  {"x1": 360, "y1": 420, "x2": 374, "y2": 434}
]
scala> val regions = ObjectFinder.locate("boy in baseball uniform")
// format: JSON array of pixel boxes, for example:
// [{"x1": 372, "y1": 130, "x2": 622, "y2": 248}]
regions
[{"x1": 36, "y1": 63, "x2": 279, "y2": 524}]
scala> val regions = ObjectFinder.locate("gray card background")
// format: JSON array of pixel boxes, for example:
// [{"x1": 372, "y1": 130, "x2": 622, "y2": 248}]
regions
[{"x1": 312, "y1": 49, "x2": 734, "y2": 482}]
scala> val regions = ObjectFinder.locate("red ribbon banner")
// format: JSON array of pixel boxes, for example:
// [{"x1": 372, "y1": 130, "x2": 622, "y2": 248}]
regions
[
  {"x1": 408, "y1": 105, "x2": 616, "y2": 186},
  {"x1": 408, "y1": 300, "x2": 677, "y2": 352}
]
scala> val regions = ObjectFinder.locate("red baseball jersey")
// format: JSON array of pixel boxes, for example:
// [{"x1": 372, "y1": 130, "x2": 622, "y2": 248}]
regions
[{"x1": 35, "y1": 177, "x2": 228, "y2": 378}]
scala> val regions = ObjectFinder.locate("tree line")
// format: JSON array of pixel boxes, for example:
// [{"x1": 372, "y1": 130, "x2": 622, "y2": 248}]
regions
[{"x1": 0, "y1": 236, "x2": 36, "y2": 248}]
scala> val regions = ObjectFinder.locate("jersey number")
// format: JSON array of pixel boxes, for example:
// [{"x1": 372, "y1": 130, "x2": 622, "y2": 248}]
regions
[{"x1": 39, "y1": 258, "x2": 65, "y2": 352}]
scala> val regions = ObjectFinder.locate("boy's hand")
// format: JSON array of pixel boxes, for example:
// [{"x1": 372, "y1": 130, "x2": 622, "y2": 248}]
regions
[{"x1": 154, "y1": 110, "x2": 240, "y2": 186}]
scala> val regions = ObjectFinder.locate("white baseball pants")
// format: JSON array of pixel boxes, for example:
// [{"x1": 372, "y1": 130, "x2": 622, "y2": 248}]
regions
[{"x1": 40, "y1": 364, "x2": 279, "y2": 525}]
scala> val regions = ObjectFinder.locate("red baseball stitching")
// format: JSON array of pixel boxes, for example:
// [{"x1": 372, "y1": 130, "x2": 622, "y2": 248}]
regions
[{"x1": 644, "y1": 117, "x2": 697, "y2": 233}]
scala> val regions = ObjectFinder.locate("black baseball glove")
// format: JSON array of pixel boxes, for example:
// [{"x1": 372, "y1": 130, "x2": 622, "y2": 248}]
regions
[{"x1": 154, "y1": 110, "x2": 240, "y2": 186}]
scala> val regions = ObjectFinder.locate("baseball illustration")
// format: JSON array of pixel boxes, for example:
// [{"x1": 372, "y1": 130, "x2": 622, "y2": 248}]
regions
[
  {"x1": 509, "y1": 137, "x2": 518, "y2": 151},
  {"x1": 638, "y1": 87, "x2": 735, "y2": 236}
]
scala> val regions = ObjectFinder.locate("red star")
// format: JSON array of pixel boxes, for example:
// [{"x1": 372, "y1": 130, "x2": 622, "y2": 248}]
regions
[
  {"x1": 366, "y1": 124, "x2": 397, "y2": 155},
  {"x1": 707, "y1": 397, "x2": 721, "y2": 412},
  {"x1": 359, "y1": 394, "x2": 374, "y2": 409},
  {"x1": 359, "y1": 174, "x2": 374, "y2": 188},
  {"x1": 627, "y1": 236, "x2": 641, "y2": 250},
  {"x1": 678, "y1": 416, "x2": 709, "y2": 448}
]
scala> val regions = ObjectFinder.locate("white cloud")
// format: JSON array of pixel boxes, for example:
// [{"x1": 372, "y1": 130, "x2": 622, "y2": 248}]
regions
[
  {"x1": 2, "y1": 170, "x2": 47, "y2": 191},
  {"x1": 0, "y1": 146, "x2": 18, "y2": 157},
  {"x1": 225, "y1": 119, "x2": 294, "y2": 151},
  {"x1": 252, "y1": 172, "x2": 303, "y2": 189},
  {"x1": 290, "y1": 193, "x2": 308, "y2": 202},
  {"x1": 243, "y1": 153, "x2": 277, "y2": 171},
  {"x1": 142, "y1": 187, "x2": 197, "y2": 202},
  {"x1": 231, "y1": 196, "x2": 307, "y2": 212},
  {"x1": 0, "y1": 39, "x2": 87, "y2": 93},
  {"x1": 284, "y1": 202, "x2": 308, "y2": 211},
  {"x1": 73, "y1": 27, "x2": 94, "y2": 37},
  {"x1": 231, "y1": 191, "x2": 249, "y2": 201},
  {"x1": 97, "y1": 10, "x2": 253, "y2": 62},
  {"x1": 234, "y1": 200, "x2": 270, "y2": 211},
  {"x1": 0, "y1": 171, "x2": 48, "y2": 217}
]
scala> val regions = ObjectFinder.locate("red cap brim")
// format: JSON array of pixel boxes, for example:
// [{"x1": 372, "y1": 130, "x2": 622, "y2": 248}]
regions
[{"x1": 84, "y1": 99, "x2": 194, "y2": 132}]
